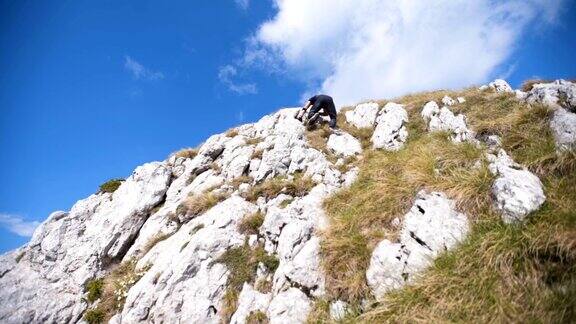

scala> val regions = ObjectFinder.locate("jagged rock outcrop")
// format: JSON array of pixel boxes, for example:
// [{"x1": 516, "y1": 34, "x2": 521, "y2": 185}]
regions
[
  {"x1": 371, "y1": 102, "x2": 409, "y2": 150},
  {"x1": 487, "y1": 149, "x2": 546, "y2": 224},
  {"x1": 522, "y1": 80, "x2": 576, "y2": 150},
  {"x1": 421, "y1": 101, "x2": 474, "y2": 142},
  {"x1": 327, "y1": 132, "x2": 362, "y2": 157},
  {"x1": 0, "y1": 162, "x2": 172, "y2": 323},
  {"x1": 345, "y1": 102, "x2": 379, "y2": 128},
  {"x1": 480, "y1": 79, "x2": 514, "y2": 93},
  {"x1": 230, "y1": 283, "x2": 271, "y2": 324},
  {"x1": 366, "y1": 191, "x2": 469, "y2": 300}
]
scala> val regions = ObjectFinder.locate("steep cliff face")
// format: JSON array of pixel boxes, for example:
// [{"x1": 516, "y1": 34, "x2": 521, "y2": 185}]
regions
[{"x1": 0, "y1": 80, "x2": 574, "y2": 324}]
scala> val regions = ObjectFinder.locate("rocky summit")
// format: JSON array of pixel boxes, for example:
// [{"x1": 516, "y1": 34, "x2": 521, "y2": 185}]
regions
[{"x1": 1, "y1": 79, "x2": 575, "y2": 323}]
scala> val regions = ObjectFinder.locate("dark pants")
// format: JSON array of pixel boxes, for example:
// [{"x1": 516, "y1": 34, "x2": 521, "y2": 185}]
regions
[{"x1": 308, "y1": 102, "x2": 337, "y2": 128}]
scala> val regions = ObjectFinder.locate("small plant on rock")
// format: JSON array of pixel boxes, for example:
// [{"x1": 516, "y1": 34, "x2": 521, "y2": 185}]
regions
[
  {"x1": 242, "y1": 174, "x2": 315, "y2": 202},
  {"x1": 85, "y1": 278, "x2": 104, "y2": 303},
  {"x1": 238, "y1": 211, "x2": 264, "y2": 235},
  {"x1": 212, "y1": 243, "x2": 279, "y2": 322},
  {"x1": 226, "y1": 128, "x2": 239, "y2": 137},
  {"x1": 98, "y1": 178, "x2": 124, "y2": 194},
  {"x1": 172, "y1": 147, "x2": 199, "y2": 160},
  {"x1": 246, "y1": 137, "x2": 263, "y2": 146},
  {"x1": 177, "y1": 191, "x2": 229, "y2": 221},
  {"x1": 83, "y1": 308, "x2": 105, "y2": 324},
  {"x1": 246, "y1": 310, "x2": 269, "y2": 324}
]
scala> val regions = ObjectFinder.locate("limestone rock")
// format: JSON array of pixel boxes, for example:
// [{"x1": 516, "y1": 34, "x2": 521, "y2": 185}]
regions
[
  {"x1": 0, "y1": 162, "x2": 172, "y2": 323},
  {"x1": 327, "y1": 132, "x2": 362, "y2": 157},
  {"x1": 487, "y1": 150, "x2": 545, "y2": 223},
  {"x1": 488, "y1": 79, "x2": 514, "y2": 93},
  {"x1": 423, "y1": 103, "x2": 474, "y2": 143},
  {"x1": 442, "y1": 95, "x2": 456, "y2": 106},
  {"x1": 230, "y1": 283, "x2": 272, "y2": 324},
  {"x1": 366, "y1": 191, "x2": 469, "y2": 300},
  {"x1": 371, "y1": 102, "x2": 408, "y2": 151},
  {"x1": 267, "y1": 288, "x2": 311, "y2": 324},
  {"x1": 120, "y1": 196, "x2": 258, "y2": 323},
  {"x1": 345, "y1": 102, "x2": 379, "y2": 128},
  {"x1": 524, "y1": 79, "x2": 576, "y2": 110},
  {"x1": 550, "y1": 108, "x2": 576, "y2": 150},
  {"x1": 330, "y1": 300, "x2": 348, "y2": 321}
]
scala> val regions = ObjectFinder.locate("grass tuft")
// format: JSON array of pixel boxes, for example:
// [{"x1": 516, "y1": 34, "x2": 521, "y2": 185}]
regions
[
  {"x1": 85, "y1": 278, "x2": 104, "y2": 303},
  {"x1": 242, "y1": 174, "x2": 315, "y2": 202},
  {"x1": 98, "y1": 178, "x2": 124, "y2": 194},
  {"x1": 83, "y1": 260, "x2": 145, "y2": 323},
  {"x1": 177, "y1": 191, "x2": 229, "y2": 221},
  {"x1": 171, "y1": 147, "x2": 198, "y2": 160},
  {"x1": 213, "y1": 243, "x2": 279, "y2": 322},
  {"x1": 247, "y1": 310, "x2": 269, "y2": 324},
  {"x1": 238, "y1": 211, "x2": 265, "y2": 235}
]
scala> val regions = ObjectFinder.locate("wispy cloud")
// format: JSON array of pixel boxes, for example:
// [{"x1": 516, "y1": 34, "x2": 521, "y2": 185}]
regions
[
  {"x1": 237, "y1": 110, "x2": 245, "y2": 122},
  {"x1": 124, "y1": 56, "x2": 165, "y2": 81},
  {"x1": 218, "y1": 65, "x2": 258, "y2": 95},
  {"x1": 234, "y1": 0, "x2": 250, "y2": 10},
  {"x1": 0, "y1": 213, "x2": 40, "y2": 237},
  {"x1": 239, "y1": 0, "x2": 564, "y2": 105}
]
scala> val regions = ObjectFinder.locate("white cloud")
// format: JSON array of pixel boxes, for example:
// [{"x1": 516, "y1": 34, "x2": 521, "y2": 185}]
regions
[
  {"x1": 124, "y1": 56, "x2": 165, "y2": 81},
  {"x1": 0, "y1": 213, "x2": 40, "y2": 237},
  {"x1": 219, "y1": 65, "x2": 258, "y2": 95},
  {"x1": 234, "y1": 0, "x2": 250, "y2": 10},
  {"x1": 243, "y1": 0, "x2": 564, "y2": 105}
]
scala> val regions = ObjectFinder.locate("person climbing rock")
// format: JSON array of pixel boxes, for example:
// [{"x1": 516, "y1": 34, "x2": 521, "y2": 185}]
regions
[{"x1": 295, "y1": 94, "x2": 338, "y2": 129}]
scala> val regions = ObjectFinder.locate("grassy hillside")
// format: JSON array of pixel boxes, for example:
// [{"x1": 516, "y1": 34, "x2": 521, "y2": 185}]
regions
[{"x1": 313, "y1": 89, "x2": 575, "y2": 322}]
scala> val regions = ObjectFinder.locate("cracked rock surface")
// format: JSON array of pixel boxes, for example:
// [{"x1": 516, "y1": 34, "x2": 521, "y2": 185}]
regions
[
  {"x1": 366, "y1": 191, "x2": 469, "y2": 300},
  {"x1": 487, "y1": 149, "x2": 546, "y2": 224},
  {"x1": 371, "y1": 102, "x2": 409, "y2": 151},
  {"x1": 421, "y1": 101, "x2": 474, "y2": 143}
]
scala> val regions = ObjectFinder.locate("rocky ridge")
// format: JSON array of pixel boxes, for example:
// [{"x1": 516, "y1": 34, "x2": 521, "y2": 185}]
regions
[{"x1": 0, "y1": 79, "x2": 574, "y2": 323}]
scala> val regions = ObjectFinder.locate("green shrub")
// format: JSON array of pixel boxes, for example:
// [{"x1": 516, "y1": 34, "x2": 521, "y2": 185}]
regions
[
  {"x1": 98, "y1": 178, "x2": 124, "y2": 194},
  {"x1": 85, "y1": 278, "x2": 104, "y2": 303},
  {"x1": 83, "y1": 308, "x2": 105, "y2": 324}
]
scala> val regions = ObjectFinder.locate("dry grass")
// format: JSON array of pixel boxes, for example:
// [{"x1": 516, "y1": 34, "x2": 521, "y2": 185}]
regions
[
  {"x1": 226, "y1": 128, "x2": 239, "y2": 138},
  {"x1": 252, "y1": 148, "x2": 264, "y2": 160},
  {"x1": 242, "y1": 174, "x2": 315, "y2": 202},
  {"x1": 176, "y1": 191, "x2": 228, "y2": 222},
  {"x1": 317, "y1": 86, "x2": 576, "y2": 322},
  {"x1": 83, "y1": 261, "x2": 144, "y2": 323},
  {"x1": 238, "y1": 211, "x2": 265, "y2": 235},
  {"x1": 172, "y1": 147, "x2": 198, "y2": 160},
  {"x1": 246, "y1": 137, "x2": 264, "y2": 146},
  {"x1": 213, "y1": 244, "x2": 279, "y2": 322},
  {"x1": 141, "y1": 233, "x2": 171, "y2": 256},
  {"x1": 246, "y1": 310, "x2": 269, "y2": 324},
  {"x1": 521, "y1": 79, "x2": 553, "y2": 92},
  {"x1": 305, "y1": 123, "x2": 334, "y2": 157},
  {"x1": 321, "y1": 131, "x2": 490, "y2": 302},
  {"x1": 230, "y1": 175, "x2": 254, "y2": 189},
  {"x1": 210, "y1": 162, "x2": 222, "y2": 174},
  {"x1": 336, "y1": 107, "x2": 374, "y2": 149}
]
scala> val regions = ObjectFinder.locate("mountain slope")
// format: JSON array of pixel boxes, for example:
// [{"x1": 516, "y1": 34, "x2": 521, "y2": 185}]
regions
[{"x1": 0, "y1": 79, "x2": 574, "y2": 324}]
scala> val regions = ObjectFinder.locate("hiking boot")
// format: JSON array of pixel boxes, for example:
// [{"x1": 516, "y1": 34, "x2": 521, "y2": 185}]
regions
[{"x1": 306, "y1": 112, "x2": 321, "y2": 126}]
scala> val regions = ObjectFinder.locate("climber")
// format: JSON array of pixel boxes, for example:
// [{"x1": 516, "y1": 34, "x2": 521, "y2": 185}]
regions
[{"x1": 294, "y1": 94, "x2": 338, "y2": 129}]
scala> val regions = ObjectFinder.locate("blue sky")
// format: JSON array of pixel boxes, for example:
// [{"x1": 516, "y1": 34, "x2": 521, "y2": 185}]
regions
[{"x1": 1, "y1": 0, "x2": 575, "y2": 253}]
